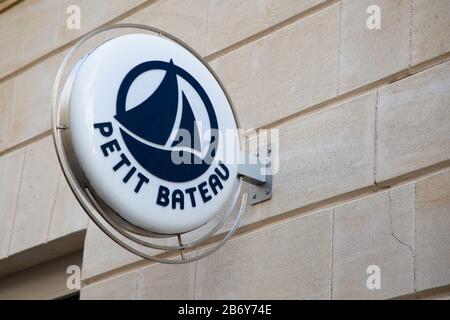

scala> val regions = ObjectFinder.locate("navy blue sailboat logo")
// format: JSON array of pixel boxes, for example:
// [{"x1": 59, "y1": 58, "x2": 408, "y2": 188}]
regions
[{"x1": 115, "y1": 60, "x2": 218, "y2": 183}]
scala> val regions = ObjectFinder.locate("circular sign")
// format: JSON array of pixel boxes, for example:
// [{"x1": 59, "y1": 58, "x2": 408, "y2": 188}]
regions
[{"x1": 68, "y1": 34, "x2": 239, "y2": 235}]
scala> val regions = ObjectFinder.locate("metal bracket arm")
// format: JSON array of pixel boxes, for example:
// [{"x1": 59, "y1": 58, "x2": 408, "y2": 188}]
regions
[{"x1": 237, "y1": 147, "x2": 272, "y2": 205}]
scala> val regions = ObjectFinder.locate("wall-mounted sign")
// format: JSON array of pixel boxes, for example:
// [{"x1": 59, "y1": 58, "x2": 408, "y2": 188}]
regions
[
  {"x1": 53, "y1": 25, "x2": 272, "y2": 263},
  {"x1": 68, "y1": 33, "x2": 239, "y2": 235}
]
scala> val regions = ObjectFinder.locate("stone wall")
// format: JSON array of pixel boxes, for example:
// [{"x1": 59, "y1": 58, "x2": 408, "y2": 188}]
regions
[{"x1": 0, "y1": 0, "x2": 449, "y2": 299}]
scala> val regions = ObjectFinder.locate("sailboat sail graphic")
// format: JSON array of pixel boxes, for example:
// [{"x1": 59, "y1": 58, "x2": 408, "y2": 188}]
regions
[
  {"x1": 115, "y1": 60, "x2": 218, "y2": 183},
  {"x1": 170, "y1": 92, "x2": 202, "y2": 151}
]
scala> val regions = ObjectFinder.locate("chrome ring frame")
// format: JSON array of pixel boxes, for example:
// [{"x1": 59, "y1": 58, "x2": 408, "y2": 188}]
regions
[{"x1": 51, "y1": 24, "x2": 248, "y2": 264}]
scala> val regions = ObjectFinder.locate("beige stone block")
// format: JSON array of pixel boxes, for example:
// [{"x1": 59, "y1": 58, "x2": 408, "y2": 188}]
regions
[
  {"x1": 137, "y1": 254, "x2": 196, "y2": 299},
  {"x1": 9, "y1": 52, "x2": 65, "y2": 147},
  {"x1": 82, "y1": 222, "x2": 142, "y2": 280},
  {"x1": 389, "y1": 184, "x2": 415, "y2": 248},
  {"x1": 123, "y1": 0, "x2": 207, "y2": 55},
  {"x1": 47, "y1": 177, "x2": 88, "y2": 242},
  {"x1": 412, "y1": 0, "x2": 450, "y2": 65},
  {"x1": 206, "y1": 0, "x2": 325, "y2": 55},
  {"x1": 0, "y1": 251, "x2": 82, "y2": 300},
  {"x1": 81, "y1": 270, "x2": 138, "y2": 300},
  {"x1": 82, "y1": 222, "x2": 167, "y2": 281},
  {"x1": 8, "y1": 136, "x2": 61, "y2": 254},
  {"x1": 262, "y1": 93, "x2": 376, "y2": 219},
  {"x1": 332, "y1": 184, "x2": 415, "y2": 299},
  {"x1": 0, "y1": 232, "x2": 85, "y2": 279},
  {"x1": 0, "y1": 149, "x2": 25, "y2": 259},
  {"x1": 58, "y1": 0, "x2": 145, "y2": 46},
  {"x1": 338, "y1": 0, "x2": 410, "y2": 93},
  {"x1": 18, "y1": 0, "x2": 61, "y2": 70},
  {"x1": 0, "y1": 5, "x2": 22, "y2": 79},
  {"x1": 0, "y1": 80, "x2": 14, "y2": 150},
  {"x1": 0, "y1": 0, "x2": 61, "y2": 79},
  {"x1": 210, "y1": 4, "x2": 339, "y2": 129},
  {"x1": 415, "y1": 169, "x2": 450, "y2": 291},
  {"x1": 376, "y1": 61, "x2": 450, "y2": 182},
  {"x1": 195, "y1": 209, "x2": 332, "y2": 299}
]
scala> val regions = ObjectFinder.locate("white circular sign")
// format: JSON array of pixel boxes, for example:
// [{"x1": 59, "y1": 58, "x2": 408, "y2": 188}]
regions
[{"x1": 68, "y1": 34, "x2": 239, "y2": 235}]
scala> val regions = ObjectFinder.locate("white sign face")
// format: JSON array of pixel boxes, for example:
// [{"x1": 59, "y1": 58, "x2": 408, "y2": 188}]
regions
[{"x1": 69, "y1": 34, "x2": 239, "y2": 234}]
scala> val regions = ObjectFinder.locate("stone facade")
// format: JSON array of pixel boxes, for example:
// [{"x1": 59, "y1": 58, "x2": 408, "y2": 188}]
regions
[{"x1": 0, "y1": 0, "x2": 449, "y2": 300}]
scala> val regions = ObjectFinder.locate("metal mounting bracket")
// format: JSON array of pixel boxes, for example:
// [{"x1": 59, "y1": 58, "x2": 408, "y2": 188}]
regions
[{"x1": 237, "y1": 145, "x2": 273, "y2": 205}]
